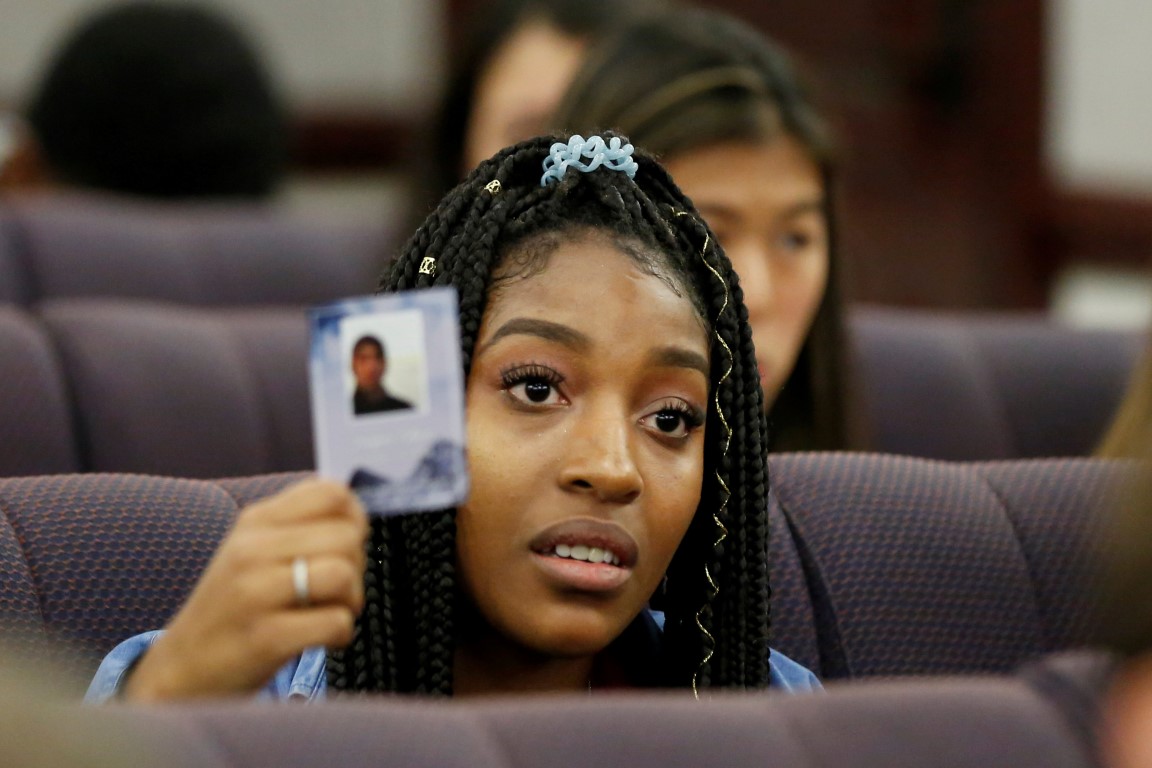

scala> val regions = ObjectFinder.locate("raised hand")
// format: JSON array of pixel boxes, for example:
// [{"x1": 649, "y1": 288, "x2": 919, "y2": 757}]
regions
[{"x1": 125, "y1": 480, "x2": 368, "y2": 700}]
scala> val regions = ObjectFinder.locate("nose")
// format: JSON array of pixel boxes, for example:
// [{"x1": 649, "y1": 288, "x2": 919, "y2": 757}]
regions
[
  {"x1": 725, "y1": 239, "x2": 773, "y2": 322},
  {"x1": 558, "y1": 406, "x2": 643, "y2": 505}
]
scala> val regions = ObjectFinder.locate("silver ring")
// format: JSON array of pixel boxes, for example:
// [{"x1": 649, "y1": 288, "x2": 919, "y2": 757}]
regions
[{"x1": 292, "y1": 556, "x2": 310, "y2": 607}]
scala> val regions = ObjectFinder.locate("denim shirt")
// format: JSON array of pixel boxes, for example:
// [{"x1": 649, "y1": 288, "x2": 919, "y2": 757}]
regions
[{"x1": 86, "y1": 611, "x2": 822, "y2": 702}]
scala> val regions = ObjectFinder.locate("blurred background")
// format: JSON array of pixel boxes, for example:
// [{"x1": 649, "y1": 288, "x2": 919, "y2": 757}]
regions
[{"x1": 1, "y1": 0, "x2": 1148, "y2": 326}]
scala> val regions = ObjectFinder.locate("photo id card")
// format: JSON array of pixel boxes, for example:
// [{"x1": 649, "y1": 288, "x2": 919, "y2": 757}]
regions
[{"x1": 309, "y1": 288, "x2": 468, "y2": 516}]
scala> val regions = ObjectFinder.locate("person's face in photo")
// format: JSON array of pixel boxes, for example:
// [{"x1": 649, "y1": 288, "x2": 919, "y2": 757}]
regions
[
  {"x1": 352, "y1": 341, "x2": 385, "y2": 391},
  {"x1": 456, "y1": 231, "x2": 708, "y2": 662}
]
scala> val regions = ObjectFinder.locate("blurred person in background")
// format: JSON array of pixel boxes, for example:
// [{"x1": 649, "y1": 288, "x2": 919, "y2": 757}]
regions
[
  {"x1": 1017, "y1": 461, "x2": 1152, "y2": 768},
  {"x1": 1, "y1": 1, "x2": 287, "y2": 200},
  {"x1": 553, "y1": 8, "x2": 857, "y2": 451},
  {"x1": 1098, "y1": 343, "x2": 1152, "y2": 459},
  {"x1": 424, "y1": 0, "x2": 665, "y2": 206}
]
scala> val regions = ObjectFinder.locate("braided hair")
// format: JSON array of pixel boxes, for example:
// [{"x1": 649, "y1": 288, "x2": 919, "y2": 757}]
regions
[{"x1": 327, "y1": 134, "x2": 771, "y2": 695}]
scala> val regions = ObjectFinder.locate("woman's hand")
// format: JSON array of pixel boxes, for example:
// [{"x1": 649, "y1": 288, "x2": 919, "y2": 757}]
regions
[{"x1": 124, "y1": 479, "x2": 368, "y2": 701}]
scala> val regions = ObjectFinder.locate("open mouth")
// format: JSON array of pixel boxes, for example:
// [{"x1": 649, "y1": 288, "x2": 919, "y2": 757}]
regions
[
  {"x1": 528, "y1": 519, "x2": 639, "y2": 591},
  {"x1": 543, "y1": 543, "x2": 622, "y2": 567}
]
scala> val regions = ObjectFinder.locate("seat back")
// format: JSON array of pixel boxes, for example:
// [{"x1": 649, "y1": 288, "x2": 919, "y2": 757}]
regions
[
  {"x1": 0, "y1": 306, "x2": 78, "y2": 475},
  {"x1": 0, "y1": 472, "x2": 304, "y2": 673},
  {"x1": 41, "y1": 299, "x2": 313, "y2": 477},
  {"x1": 2, "y1": 196, "x2": 392, "y2": 306},
  {"x1": 767, "y1": 453, "x2": 1123, "y2": 678},
  {"x1": 0, "y1": 208, "x2": 32, "y2": 304},
  {"x1": 0, "y1": 456, "x2": 1119, "y2": 683},
  {"x1": 851, "y1": 307, "x2": 1142, "y2": 459}
]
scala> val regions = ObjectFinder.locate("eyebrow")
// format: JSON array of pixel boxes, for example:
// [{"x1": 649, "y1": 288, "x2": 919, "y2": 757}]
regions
[
  {"x1": 481, "y1": 317, "x2": 591, "y2": 352},
  {"x1": 480, "y1": 317, "x2": 709, "y2": 378},
  {"x1": 697, "y1": 198, "x2": 826, "y2": 221},
  {"x1": 650, "y1": 347, "x2": 710, "y2": 379}
]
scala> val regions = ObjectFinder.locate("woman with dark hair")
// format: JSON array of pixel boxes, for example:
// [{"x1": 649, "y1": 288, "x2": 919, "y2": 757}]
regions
[
  {"x1": 87, "y1": 134, "x2": 819, "y2": 699},
  {"x1": 426, "y1": 0, "x2": 664, "y2": 203},
  {"x1": 553, "y1": 9, "x2": 857, "y2": 451}
]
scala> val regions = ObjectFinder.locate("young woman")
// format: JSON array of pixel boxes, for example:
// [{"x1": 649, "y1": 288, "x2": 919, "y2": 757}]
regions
[
  {"x1": 88, "y1": 134, "x2": 819, "y2": 700},
  {"x1": 425, "y1": 0, "x2": 664, "y2": 203},
  {"x1": 553, "y1": 9, "x2": 857, "y2": 451}
]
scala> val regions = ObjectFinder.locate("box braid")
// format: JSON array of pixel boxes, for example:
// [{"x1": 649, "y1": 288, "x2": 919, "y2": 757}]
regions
[{"x1": 327, "y1": 134, "x2": 771, "y2": 696}]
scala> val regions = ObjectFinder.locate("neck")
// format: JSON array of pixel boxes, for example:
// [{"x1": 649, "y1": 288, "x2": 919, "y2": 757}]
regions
[{"x1": 453, "y1": 638, "x2": 595, "y2": 697}]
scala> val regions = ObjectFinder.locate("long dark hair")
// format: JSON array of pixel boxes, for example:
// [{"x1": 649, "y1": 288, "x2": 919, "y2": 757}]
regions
[
  {"x1": 327, "y1": 134, "x2": 772, "y2": 694},
  {"x1": 553, "y1": 9, "x2": 856, "y2": 451}
]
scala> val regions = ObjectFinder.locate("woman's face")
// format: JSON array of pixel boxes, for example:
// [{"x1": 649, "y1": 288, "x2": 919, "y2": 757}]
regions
[
  {"x1": 464, "y1": 19, "x2": 587, "y2": 172},
  {"x1": 457, "y1": 231, "x2": 709, "y2": 660},
  {"x1": 663, "y1": 137, "x2": 828, "y2": 406}
]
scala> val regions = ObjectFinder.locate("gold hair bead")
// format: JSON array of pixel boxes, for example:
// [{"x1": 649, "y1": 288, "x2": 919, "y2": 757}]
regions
[
  {"x1": 484, "y1": 180, "x2": 502, "y2": 195},
  {"x1": 419, "y1": 257, "x2": 437, "y2": 276}
]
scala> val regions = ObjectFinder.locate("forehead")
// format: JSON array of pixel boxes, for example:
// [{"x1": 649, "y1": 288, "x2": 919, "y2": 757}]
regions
[
  {"x1": 481, "y1": 231, "x2": 709, "y2": 352},
  {"x1": 665, "y1": 137, "x2": 823, "y2": 207}
]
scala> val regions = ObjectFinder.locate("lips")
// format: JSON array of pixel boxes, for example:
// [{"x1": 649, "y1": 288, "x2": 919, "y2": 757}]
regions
[{"x1": 528, "y1": 518, "x2": 639, "y2": 592}]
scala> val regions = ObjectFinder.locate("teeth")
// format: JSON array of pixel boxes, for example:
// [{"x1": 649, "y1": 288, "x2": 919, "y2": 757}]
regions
[{"x1": 548, "y1": 544, "x2": 622, "y2": 566}]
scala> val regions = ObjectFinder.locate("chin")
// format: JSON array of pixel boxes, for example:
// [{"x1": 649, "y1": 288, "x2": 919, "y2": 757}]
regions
[{"x1": 521, "y1": 606, "x2": 630, "y2": 658}]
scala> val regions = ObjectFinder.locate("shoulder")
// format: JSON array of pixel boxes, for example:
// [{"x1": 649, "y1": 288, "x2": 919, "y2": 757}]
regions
[{"x1": 768, "y1": 648, "x2": 824, "y2": 692}]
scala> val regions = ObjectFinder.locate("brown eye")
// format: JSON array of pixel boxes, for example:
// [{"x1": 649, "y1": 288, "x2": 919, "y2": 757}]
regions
[
  {"x1": 502, "y1": 364, "x2": 566, "y2": 408},
  {"x1": 524, "y1": 379, "x2": 552, "y2": 403},
  {"x1": 654, "y1": 412, "x2": 683, "y2": 433}
]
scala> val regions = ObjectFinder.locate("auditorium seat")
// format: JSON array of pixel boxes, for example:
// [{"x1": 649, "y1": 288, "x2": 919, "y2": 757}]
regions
[
  {"x1": 0, "y1": 455, "x2": 1120, "y2": 681},
  {"x1": 0, "y1": 195, "x2": 393, "y2": 306},
  {"x1": 28, "y1": 672, "x2": 1093, "y2": 768},
  {"x1": 39, "y1": 299, "x2": 312, "y2": 478},
  {"x1": 0, "y1": 305, "x2": 78, "y2": 475},
  {"x1": 851, "y1": 306, "x2": 1142, "y2": 459},
  {"x1": 767, "y1": 453, "x2": 1120, "y2": 677},
  {"x1": 0, "y1": 207, "x2": 35, "y2": 304}
]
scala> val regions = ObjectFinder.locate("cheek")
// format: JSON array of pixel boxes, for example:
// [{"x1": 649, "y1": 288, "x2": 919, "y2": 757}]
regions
[
  {"x1": 774, "y1": 251, "x2": 830, "y2": 342},
  {"x1": 642, "y1": 451, "x2": 705, "y2": 573}
]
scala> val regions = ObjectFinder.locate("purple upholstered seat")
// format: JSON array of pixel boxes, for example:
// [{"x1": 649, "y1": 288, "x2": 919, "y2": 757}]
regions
[
  {"x1": 71, "y1": 677, "x2": 1090, "y2": 768},
  {"x1": 1, "y1": 195, "x2": 393, "y2": 306},
  {"x1": 0, "y1": 455, "x2": 1121, "y2": 684},
  {"x1": 767, "y1": 453, "x2": 1123, "y2": 678},
  {"x1": 0, "y1": 458, "x2": 1117, "y2": 766},
  {"x1": 0, "y1": 208, "x2": 32, "y2": 304},
  {"x1": 850, "y1": 306, "x2": 1142, "y2": 459},
  {"x1": 40, "y1": 299, "x2": 313, "y2": 478},
  {"x1": 0, "y1": 305, "x2": 78, "y2": 475},
  {"x1": 0, "y1": 472, "x2": 304, "y2": 672}
]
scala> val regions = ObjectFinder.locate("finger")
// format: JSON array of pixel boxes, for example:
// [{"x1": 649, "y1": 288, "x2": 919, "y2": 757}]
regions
[
  {"x1": 285, "y1": 555, "x2": 365, "y2": 612},
  {"x1": 242, "y1": 519, "x2": 368, "y2": 564},
  {"x1": 250, "y1": 606, "x2": 360, "y2": 659},
  {"x1": 242, "y1": 479, "x2": 363, "y2": 527}
]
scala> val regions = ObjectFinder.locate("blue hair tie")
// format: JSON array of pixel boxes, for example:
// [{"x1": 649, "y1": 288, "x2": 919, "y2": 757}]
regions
[{"x1": 540, "y1": 135, "x2": 638, "y2": 187}]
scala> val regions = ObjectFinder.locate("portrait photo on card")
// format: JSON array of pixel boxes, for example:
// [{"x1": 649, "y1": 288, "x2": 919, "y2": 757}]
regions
[
  {"x1": 309, "y1": 288, "x2": 468, "y2": 516},
  {"x1": 341, "y1": 310, "x2": 428, "y2": 418}
]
